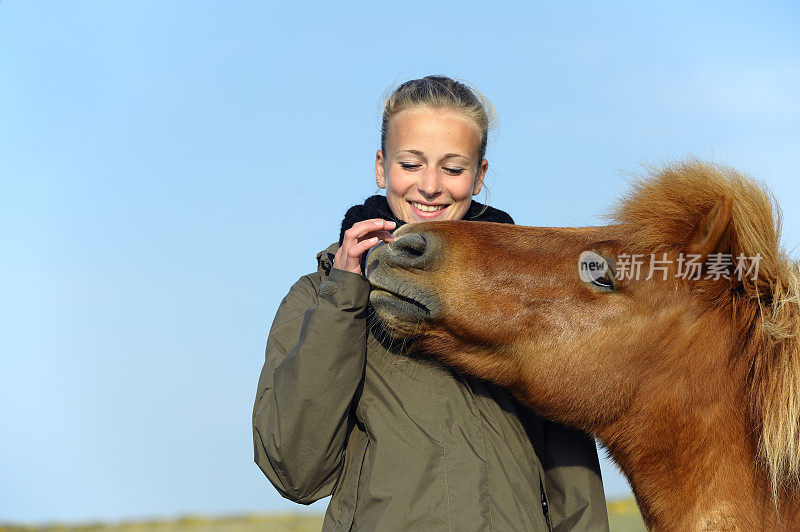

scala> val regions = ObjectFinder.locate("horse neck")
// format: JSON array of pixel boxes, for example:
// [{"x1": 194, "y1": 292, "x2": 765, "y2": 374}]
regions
[{"x1": 595, "y1": 338, "x2": 791, "y2": 530}]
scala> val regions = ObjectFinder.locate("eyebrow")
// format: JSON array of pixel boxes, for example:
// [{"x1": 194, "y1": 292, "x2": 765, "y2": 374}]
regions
[
  {"x1": 396, "y1": 150, "x2": 470, "y2": 160},
  {"x1": 397, "y1": 150, "x2": 425, "y2": 157}
]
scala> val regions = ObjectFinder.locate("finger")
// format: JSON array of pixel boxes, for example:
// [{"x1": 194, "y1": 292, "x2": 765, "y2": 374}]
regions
[
  {"x1": 374, "y1": 230, "x2": 396, "y2": 242},
  {"x1": 348, "y1": 236, "x2": 380, "y2": 259},
  {"x1": 360, "y1": 218, "x2": 396, "y2": 229},
  {"x1": 344, "y1": 219, "x2": 397, "y2": 242},
  {"x1": 358, "y1": 230, "x2": 396, "y2": 243}
]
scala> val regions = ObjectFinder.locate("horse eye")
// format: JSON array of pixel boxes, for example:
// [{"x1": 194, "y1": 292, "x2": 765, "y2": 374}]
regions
[
  {"x1": 591, "y1": 274, "x2": 614, "y2": 290},
  {"x1": 578, "y1": 250, "x2": 615, "y2": 292}
]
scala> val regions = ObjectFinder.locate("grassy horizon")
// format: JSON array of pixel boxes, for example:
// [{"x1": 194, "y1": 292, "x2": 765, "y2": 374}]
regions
[{"x1": 1, "y1": 498, "x2": 646, "y2": 531}]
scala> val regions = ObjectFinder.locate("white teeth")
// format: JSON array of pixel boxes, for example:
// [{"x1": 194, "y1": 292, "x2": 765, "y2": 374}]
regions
[{"x1": 411, "y1": 202, "x2": 446, "y2": 212}]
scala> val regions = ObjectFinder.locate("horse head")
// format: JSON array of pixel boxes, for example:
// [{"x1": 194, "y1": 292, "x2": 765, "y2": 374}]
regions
[{"x1": 366, "y1": 161, "x2": 800, "y2": 530}]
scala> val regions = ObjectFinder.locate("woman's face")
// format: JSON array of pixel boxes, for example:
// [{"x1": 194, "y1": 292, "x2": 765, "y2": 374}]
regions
[{"x1": 375, "y1": 107, "x2": 487, "y2": 223}]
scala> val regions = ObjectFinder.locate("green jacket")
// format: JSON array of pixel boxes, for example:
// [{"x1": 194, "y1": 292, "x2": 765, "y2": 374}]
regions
[{"x1": 253, "y1": 243, "x2": 609, "y2": 531}]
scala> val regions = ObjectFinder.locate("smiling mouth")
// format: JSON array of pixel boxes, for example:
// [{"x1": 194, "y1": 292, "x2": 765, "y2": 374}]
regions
[{"x1": 409, "y1": 201, "x2": 449, "y2": 213}]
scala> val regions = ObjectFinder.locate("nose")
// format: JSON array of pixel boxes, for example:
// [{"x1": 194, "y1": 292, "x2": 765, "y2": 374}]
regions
[
  {"x1": 419, "y1": 167, "x2": 442, "y2": 197},
  {"x1": 371, "y1": 231, "x2": 440, "y2": 272}
]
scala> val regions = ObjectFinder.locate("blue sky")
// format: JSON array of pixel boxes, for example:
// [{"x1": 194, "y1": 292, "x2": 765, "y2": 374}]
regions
[{"x1": 1, "y1": 0, "x2": 798, "y2": 523}]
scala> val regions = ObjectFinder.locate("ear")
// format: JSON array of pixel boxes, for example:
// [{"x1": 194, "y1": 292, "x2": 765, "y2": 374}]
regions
[
  {"x1": 687, "y1": 197, "x2": 733, "y2": 258},
  {"x1": 473, "y1": 159, "x2": 488, "y2": 195},
  {"x1": 375, "y1": 150, "x2": 386, "y2": 189}
]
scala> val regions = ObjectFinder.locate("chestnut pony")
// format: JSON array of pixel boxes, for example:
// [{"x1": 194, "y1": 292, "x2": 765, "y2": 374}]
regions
[{"x1": 366, "y1": 161, "x2": 800, "y2": 531}]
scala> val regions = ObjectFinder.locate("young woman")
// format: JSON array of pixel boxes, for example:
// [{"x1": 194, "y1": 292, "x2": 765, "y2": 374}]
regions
[{"x1": 253, "y1": 76, "x2": 609, "y2": 531}]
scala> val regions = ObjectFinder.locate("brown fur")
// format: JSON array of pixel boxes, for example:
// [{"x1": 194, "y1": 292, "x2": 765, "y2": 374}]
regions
[
  {"x1": 611, "y1": 161, "x2": 800, "y2": 501},
  {"x1": 366, "y1": 161, "x2": 800, "y2": 530}
]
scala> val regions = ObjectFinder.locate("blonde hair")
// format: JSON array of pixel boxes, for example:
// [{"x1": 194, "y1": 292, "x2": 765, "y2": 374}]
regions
[{"x1": 380, "y1": 75, "x2": 496, "y2": 163}]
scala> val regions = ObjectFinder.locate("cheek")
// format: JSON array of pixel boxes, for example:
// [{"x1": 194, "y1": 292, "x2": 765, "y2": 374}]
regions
[
  {"x1": 385, "y1": 170, "x2": 414, "y2": 194},
  {"x1": 383, "y1": 175, "x2": 407, "y2": 202},
  {"x1": 448, "y1": 176, "x2": 478, "y2": 201}
]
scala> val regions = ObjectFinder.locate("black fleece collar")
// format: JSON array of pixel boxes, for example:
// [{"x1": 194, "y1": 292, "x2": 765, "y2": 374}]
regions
[{"x1": 339, "y1": 195, "x2": 515, "y2": 245}]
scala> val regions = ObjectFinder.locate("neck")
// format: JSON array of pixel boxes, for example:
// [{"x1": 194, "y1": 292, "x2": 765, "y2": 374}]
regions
[{"x1": 596, "y1": 368, "x2": 795, "y2": 530}]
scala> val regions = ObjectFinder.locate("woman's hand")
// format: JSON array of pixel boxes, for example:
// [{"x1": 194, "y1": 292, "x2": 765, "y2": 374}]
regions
[{"x1": 333, "y1": 219, "x2": 397, "y2": 276}]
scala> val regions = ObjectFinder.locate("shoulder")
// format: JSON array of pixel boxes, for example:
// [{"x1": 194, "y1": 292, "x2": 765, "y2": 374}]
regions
[
  {"x1": 315, "y1": 242, "x2": 340, "y2": 275},
  {"x1": 270, "y1": 244, "x2": 337, "y2": 330},
  {"x1": 282, "y1": 241, "x2": 339, "y2": 305}
]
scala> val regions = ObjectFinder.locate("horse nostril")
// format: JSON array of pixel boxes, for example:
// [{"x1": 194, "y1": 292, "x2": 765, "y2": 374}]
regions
[
  {"x1": 388, "y1": 232, "x2": 437, "y2": 270},
  {"x1": 396, "y1": 233, "x2": 427, "y2": 258}
]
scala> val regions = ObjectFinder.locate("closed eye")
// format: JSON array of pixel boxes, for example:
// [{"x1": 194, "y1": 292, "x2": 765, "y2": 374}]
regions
[
  {"x1": 400, "y1": 162, "x2": 421, "y2": 170},
  {"x1": 443, "y1": 167, "x2": 465, "y2": 176}
]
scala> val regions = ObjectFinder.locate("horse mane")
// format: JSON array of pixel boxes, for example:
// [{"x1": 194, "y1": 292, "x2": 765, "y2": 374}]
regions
[{"x1": 609, "y1": 159, "x2": 800, "y2": 499}]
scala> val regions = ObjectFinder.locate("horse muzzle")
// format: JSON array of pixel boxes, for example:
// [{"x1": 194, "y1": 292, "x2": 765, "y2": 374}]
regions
[{"x1": 366, "y1": 228, "x2": 443, "y2": 335}]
